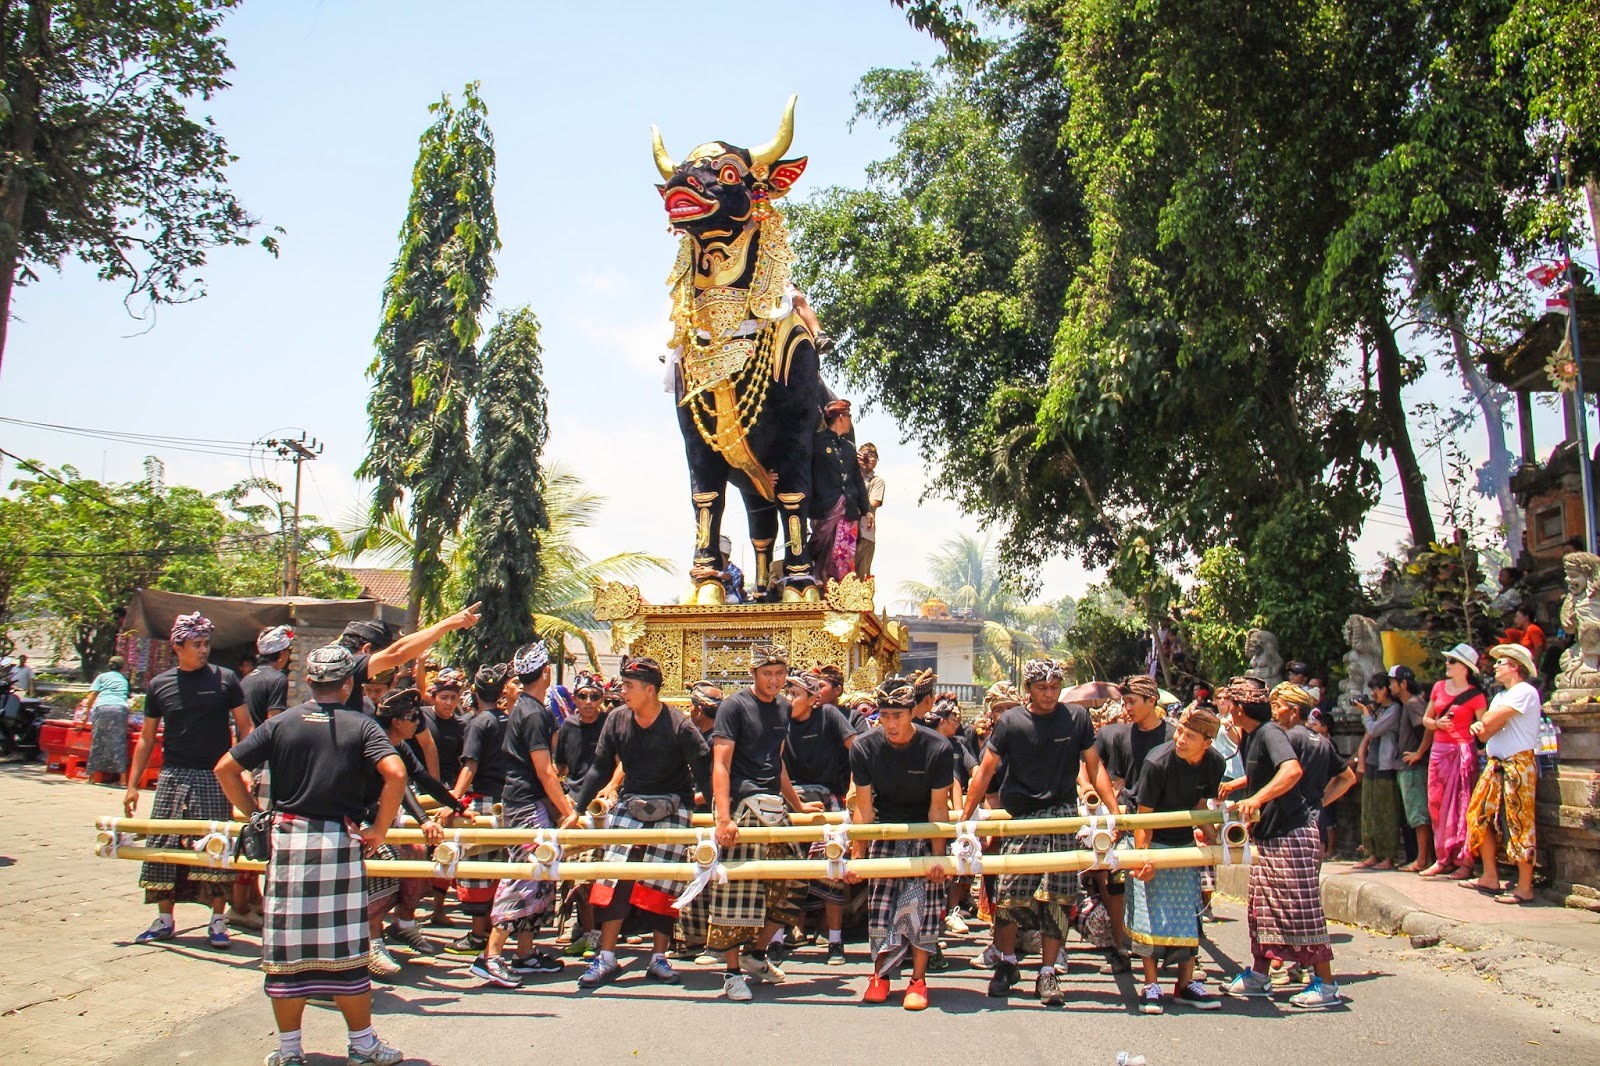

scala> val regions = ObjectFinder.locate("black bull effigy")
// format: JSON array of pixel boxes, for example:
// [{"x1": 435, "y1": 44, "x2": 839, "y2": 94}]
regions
[{"x1": 652, "y1": 95, "x2": 826, "y2": 603}]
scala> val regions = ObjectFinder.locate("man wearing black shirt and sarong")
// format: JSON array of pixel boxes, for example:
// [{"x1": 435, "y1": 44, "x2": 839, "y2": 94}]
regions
[
  {"x1": 708, "y1": 643, "x2": 824, "y2": 1001},
  {"x1": 962, "y1": 657, "x2": 1119, "y2": 1006},
  {"x1": 126, "y1": 612, "x2": 252, "y2": 948},
  {"x1": 783, "y1": 671, "x2": 859, "y2": 965},
  {"x1": 444, "y1": 663, "x2": 514, "y2": 957},
  {"x1": 216, "y1": 645, "x2": 408, "y2": 1066},
  {"x1": 555, "y1": 673, "x2": 608, "y2": 791},
  {"x1": 567, "y1": 656, "x2": 713, "y2": 987}
]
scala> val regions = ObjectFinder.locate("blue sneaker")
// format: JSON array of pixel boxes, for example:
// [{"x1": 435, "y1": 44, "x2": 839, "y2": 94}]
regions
[
  {"x1": 578, "y1": 954, "x2": 621, "y2": 987},
  {"x1": 207, "y1": 918, "x2": 231, "y2": 949},
  {"x1": 645, "y1": 955, "x2": 680, "y2": 983},
  {"x1": 135, "y1": 918, "x2": 175, "y2": 944}
]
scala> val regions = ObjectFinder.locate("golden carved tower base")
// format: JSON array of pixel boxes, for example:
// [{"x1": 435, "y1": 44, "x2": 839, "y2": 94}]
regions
[{"x1": 592, "y1": 574, "x2": 904, "y2": 702}]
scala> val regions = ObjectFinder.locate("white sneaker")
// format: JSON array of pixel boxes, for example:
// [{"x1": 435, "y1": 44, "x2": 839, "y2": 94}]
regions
[
  {"x1": 978, "y1": 943, "x2": 1001, "y2": 969},
  {"x1": 740, "y1": 953, "x2": 787, "y2": 984},
  {"x1": 944, "y1": 911, "x2": 970, "y2": 937},
  {"x1": 366, "y1": 939, "x2": 402, "y2": 977},
  {"x1": 1289, "y1": 978, "x2": 1342, "y2": 1010},
  {"x1": 1221, "y1": 970, "x2": 1272, "y2": 998},
  {"x1": 721, "y1": 972, "x2": 753, "y2": 1001}
]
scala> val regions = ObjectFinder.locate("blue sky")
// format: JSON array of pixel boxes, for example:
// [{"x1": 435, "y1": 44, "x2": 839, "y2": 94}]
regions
[{"x1": 0, "y1": 1, "x2": 1584, "y2": 614}]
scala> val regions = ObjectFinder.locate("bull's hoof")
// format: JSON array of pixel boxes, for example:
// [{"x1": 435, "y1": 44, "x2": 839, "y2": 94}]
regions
[
  {"x1": 693, "y1": 581, "x2": 727, "y2": 606},
  {"x1": 779, "y1": 582, "x2": 823, "y2": 603}
]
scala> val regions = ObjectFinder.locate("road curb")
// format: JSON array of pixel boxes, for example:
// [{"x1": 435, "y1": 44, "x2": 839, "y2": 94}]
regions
[{"x1": 1214, "y1": 863, "x2": 1600, "y2": 1024}]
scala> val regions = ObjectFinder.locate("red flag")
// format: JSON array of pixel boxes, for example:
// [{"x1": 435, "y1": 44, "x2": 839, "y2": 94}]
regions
[
  {"x1": 1547, "y1": 291, "x2": 1571, "y2": 314},
  {"x1": 1529, "y1": 259, "x2": 1571, "y2": 288}
]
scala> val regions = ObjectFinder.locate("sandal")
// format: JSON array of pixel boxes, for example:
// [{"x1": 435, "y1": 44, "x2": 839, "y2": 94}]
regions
[
  {"x1": 1460, "y1": 881, "x2": 1504, "y2": 895},
  {"x1": 1493, "y1": 892, "x2": 1534, "y2": 906}
]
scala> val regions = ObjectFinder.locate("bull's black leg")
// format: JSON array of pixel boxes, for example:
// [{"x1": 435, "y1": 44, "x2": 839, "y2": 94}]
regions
[
  {"x1": 738, "y1": 492, "x2": 780, "y2": 601},
  {"x1": 763, "y1": 334, "x2": 822, "y2": 593},
  {"x1": 677, "y1": 395, "x2": 731, "y2": 596}
]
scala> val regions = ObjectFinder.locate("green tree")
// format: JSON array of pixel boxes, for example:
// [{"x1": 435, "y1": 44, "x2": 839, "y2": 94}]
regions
[
  {"x1": 1182, "y1": 545, "x2": 1254, "y2": 685},
  {"x1": 456, "y1": 307, "x2": 549, "y2": 667},
  {"x1": 900, "y1": 533, "x2": 1044, "y2": 682},
  {"x1": 0, "y1": 0, "x2": 277, "y2": 379},
  {"x1": 359, "y1": 83, "x2": 499, "y2": 627},
  {"x1": 1058, "y1": 584, "x2": 1148, "y2": 683}
]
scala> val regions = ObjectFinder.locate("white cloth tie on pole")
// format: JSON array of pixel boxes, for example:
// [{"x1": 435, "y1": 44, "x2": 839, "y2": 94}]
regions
[
  {"x1": 822, "y1": 813, "x2": 852, "y2": 881},
  {"x1": 949, "y1": 820, "x2": 985, "y2": 876},
  {"x1": 531, "y1": 828, "x2": 562, "y2": 881},
  {"x1": 673, "y1": 830, "x2": 729, "y2": 910}
]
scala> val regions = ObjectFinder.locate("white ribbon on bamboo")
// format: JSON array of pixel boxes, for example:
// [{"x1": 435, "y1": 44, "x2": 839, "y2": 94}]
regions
[
  {"x1": 949, "y1": 820, "x2": 985, "y2": 876},
  {"x1": 192, "y1": 820, "x2": 233, "y2": 866},
  {"x1": 433, "y1": 831, "x2": 465, "y2": 880},
  {"x1": 95, "y1": 817, "x2": 134, "y2": 859},
  {"x1": 821, "y1": 813, "x2": 852, "y2": 881},
  {"x1": 673, "y1": 830, "x2": 729, "y2": 910},
  {"x1": 530, "y1": 828, "x2": 562, "y2": 881}
]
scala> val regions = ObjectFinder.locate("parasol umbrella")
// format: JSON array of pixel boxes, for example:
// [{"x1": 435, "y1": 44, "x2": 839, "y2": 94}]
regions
[{"x1": 1063, "y1": 681, "x2": 1119, "y2": 703}]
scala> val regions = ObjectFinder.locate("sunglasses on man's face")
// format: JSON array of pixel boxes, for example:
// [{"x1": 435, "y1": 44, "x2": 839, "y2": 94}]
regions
[{"x1": 577, "y1": 694, "x2": 601, "y2": 702}]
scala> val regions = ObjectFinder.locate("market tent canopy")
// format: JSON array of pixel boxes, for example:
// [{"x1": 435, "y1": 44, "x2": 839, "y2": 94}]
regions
[{"x1": 123, "y1": 589, "x2": 407, "y2": 650}]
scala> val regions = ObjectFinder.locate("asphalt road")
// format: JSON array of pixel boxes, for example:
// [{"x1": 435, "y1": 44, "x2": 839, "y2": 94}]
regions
[{"x1": 107, "y1": 901, "x2": 1600, "y2": 1066}]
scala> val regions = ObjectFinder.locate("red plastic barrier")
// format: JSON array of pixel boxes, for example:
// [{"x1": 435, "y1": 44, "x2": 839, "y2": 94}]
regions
[{"x1": 40, "y1": 716, "x2": 164, "y2": 787}]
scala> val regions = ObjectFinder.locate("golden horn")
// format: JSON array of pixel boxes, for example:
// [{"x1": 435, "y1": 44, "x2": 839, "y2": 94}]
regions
[
  {"x1": 749, "y1": 94, "x2": 797, "y2": 167},
  {"x1": 650, "y1": 125, "x2": 675, "y2": 180}
]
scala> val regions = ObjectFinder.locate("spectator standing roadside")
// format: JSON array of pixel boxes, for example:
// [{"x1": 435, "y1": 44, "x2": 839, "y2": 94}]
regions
[
  {"x1": 214, "y1": 645, "x2": 409, "y2": 1066},
  {"x1": 11, "y1": 653, "x2": 34, "y2": 696},
  {"x1": 1353, "y1": 672, "x2": 1403, "y2": 870},
  {"x1": 855, "y1": 443, "x2": 885, "y2": 579},
  {"x1": 84, "y1": 656, "x2": 132, "y2": 787},
  {"x1": 1419, "y1": 645, "x2": 1486, "y2": 880},
  {"x1": 1389, "y1": 666, "x2": 1434, "y2": 872},
  {"x1": 1465, "y1": 645, "x2": 1543, "y2": 905}
]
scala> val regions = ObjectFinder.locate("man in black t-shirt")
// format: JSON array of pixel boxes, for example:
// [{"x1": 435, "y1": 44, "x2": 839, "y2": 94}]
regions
[
  {"x1": 241, "y1": 625, "x2": 294, "y2": 726},
  {"x1": 446, "y1": 663, "x2": 513, "y2": 956},
  {"x1": 566, "y1": 656, "x2": 712, "y2": 988},
  {"x1": 1270, "y1": 683, "x2": 1356, "y2": 831},
  {"x1": 555, "y1": 674, "x2": 607, "y2": 790},
  {"x1": 473, "y1": 642, "x2": 575, "y2": 989},
  {"x1": 418, "y1": 669, "x2": 467, "y2": 784},
  {"x1": 1126, "y1": 708, "x2": 1226, "y2": 1015},
  {"x1": 962, "y1": 657, "x2": 1119, "y2": 1006},
  {"x1": 215, "y1": 644, "x2": 409, "y2": 1066},
  {"x1": 846, "y1": 680, "x2": 955, "y2": 1012},
  {"x1": 707, "y1": 642, "x2": 823, "y2": 1001},
  {"x1": 333, "y1": 604, "x2": 482, "y2": 714},
  {"x1": 783, "y1": 671, "x2": 858, "y2": 963},
  {"x1": 125, "y1": 612, "x2": 252, "y2": 948},
  {"x1": 1218, "y1": 682, "x2": 1341, "y2": 1009}
]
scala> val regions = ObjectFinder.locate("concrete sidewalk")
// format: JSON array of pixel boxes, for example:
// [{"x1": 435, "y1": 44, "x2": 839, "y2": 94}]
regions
[{"x1": 1217, "y1": 858, "x2": 1600, "y2": 1024}]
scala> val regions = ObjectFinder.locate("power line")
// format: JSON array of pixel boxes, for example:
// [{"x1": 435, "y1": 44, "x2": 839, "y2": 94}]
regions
[
  {"x1": 0, "y1": 447, "x2": 135, "y2": 517},
  {"x1": 0, "y1": 415, "x2": 268, "y2": 460}
]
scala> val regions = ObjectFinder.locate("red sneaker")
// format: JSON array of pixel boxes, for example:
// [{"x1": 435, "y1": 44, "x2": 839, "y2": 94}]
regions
[
  {"x1": 903, "y1": 978, "x2": 929, "y2": 1011},
  {"x1": 863, "y1": 975, "x2": 891, "y2": 1004}
]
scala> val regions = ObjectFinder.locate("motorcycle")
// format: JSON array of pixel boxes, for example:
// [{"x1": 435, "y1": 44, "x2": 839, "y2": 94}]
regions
[{"x1": 0, "y1": 660, "x2": 46, "y2": 759}]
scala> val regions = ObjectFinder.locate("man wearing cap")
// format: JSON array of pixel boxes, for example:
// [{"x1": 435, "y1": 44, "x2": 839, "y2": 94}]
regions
[
  {"x1": 1219, "y1": 681, "x2": 1341, "y2": 1009},
  {"x1": 962, "y1": 657, "x2": 1119, "y2": 1005},
  {"x1": 335, "y1": 603, "x2": 482, "y2": 714},
  {"x1": 472, "y1": 642, "x2": 576, "y2": 989},
  {"x1": 784, "y1": 670, "x2": 860, "y2": 965},
  {"x1": 567, "y1": 656, "x2": 713, "y2": 987},
  {"x1": 854, "y1": 442, "x2": 885, "y2": 578},
  {"x1": 707, "y1": 642, "x2": 824, "y2": 1001},
  {"x1": 125, "y1": 612, "x2": 252, "y2": 948},
  {"x1": 1465, "y1": 644, "x2": 1542, "y2": 904},
  {"x1": 809, "y1": 399, "x2": 871, "y2": 582},
  {"x1": 847, "y1": 676, "x2": 955, "y2": 1011},
  {"x1": 215, "y1": 645, "x2": 409, "y2": 1066},
  {"x1": 1125, "y1": 707, "x2": 1228, "y2": 1014},
  {"x1": 244, "y1": 626, "x2": 295, "y2": 727}
]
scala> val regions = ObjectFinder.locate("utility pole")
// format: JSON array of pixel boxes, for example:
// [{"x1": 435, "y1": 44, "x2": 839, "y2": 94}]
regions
[
  {"x1": 266, "y1": 434, "x2": 323, "y2": 596},
  {"x1": 1555, "y1": 146, "x2": 1596, "y2": 553}
]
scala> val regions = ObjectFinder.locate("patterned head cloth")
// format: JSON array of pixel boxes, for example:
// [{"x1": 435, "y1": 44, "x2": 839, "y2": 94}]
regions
[
  {"x1": 305, "y1": 645, "x2": 357, "y2": 683},
  {"x1": 1219, "y1": 675, "x2": 1268, "y2": 703},
  {"x1": 842, "y1": 690, "x2": 877, "y2": 712},
  {"x1": 376, "y1": 687, "x2": 423, "y2": 719},
  {"x1": 170, "y1": 612, "x2": 214, "y2": 644},
  {"x1": 256, "y1": 625, "x2": 295, "y2": 656},
  {"x1": 750, "y1": 642, "x2": 789, "y2": 669},
  {"x1": 619, "y1": 655, "x2": 665, "y2": 688},
  {"x1": 1269, "y1": 682, "x2": 1317, "y2": 711},
  {"x1": 811, "y1": 663, "x2": 844, "y2": 691},
  {"x1": 573, "y1": 672, "x2": 605, "y2": 696},
  {"x1": 432, "y1": 668, "x2": 464, "y2": 691},
  {"x1": 984, "y1": 681, "x2": 1022, "y2": 713},
  {"x1": 472, "y1": 663, "x2": 511, "y2": 705},
  {"x1": 786, "y1": 672, "x2": 822, "y2": 697},
  {"x1": 512, "y1": 641, "x2": 549, "y2": 677},
  {"x1": 908, "y1": 669, "x2": 937, "y2": 702},
  {"x1": 603, "y1": 678, "x2": 624, "y2": 703},
  {"x1": 875, "y1": 675, "x2": 918, "y2": 710},
  {"x1": 823, "y1": 398, "x2": 852, "y2": 421},
  {"x1": 1022, "y1": 658, "x2": 1064, "y2": 686},
  {"x1": 929, "y1": 692, "x2": 961, "y2": 722},
  {"x1": 342, "y1": 619, "x2": 393, "y2": 650},
  {"x1": 1178, "y1": 706, "x2": 1222, "y2": 740},
  {"x1": 689, "y1": 680, "x2": 725, "y2": 714},
  {"x1": 1118, "y1": 674, "x2": 1161, "y2": 702}
]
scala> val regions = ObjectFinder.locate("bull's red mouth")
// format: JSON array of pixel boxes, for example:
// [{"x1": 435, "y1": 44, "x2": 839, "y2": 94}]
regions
[{"x1": 663, "y1": 187, "x2": 717, "y2": 222}]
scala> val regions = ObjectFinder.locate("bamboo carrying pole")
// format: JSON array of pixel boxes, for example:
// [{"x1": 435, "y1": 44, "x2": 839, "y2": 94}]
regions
[
  {"x1": 99, "y1": 808, "x2": 1243, "y2": 847},
  {"x1": 95, "y1": 843, "x2": 1237, "y2": 881}
]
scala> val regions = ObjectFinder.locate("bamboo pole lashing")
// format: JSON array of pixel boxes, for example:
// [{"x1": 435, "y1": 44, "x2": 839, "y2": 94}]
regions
[
  {"x1": 99, "y1": 808, "x2": 1246, "y2": 847},
  {"x1": 99, "y1": 843, "x2": 1233, "y2": 881}
]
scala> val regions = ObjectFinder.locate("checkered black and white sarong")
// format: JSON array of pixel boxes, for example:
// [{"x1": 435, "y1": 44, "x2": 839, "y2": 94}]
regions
[
  {"x1": 261, "y1": 813, "x2": 369, "y2": 998},
  {"x1": 798, "y1": 787, "x2": 848, "y2": 908},
  {"x1": 1247, "y1": 823, "x2": 1332, "y2": 966},
  {"x1": 995, "y1": 800, "x2": 1080, "y2": 907},
  {"x1": 455, "y1": 794, "x2": 501, "y2": 915},
  {"x1": 866, "y1": 838, "x2": 946, "y2": 975},
  {"x1": 599, "y1": 796, "x2": 692, "y2": 898},
  {"x1": 706, "y1": 795, "x2": 804, "y2": 951},
  {"x1": 139, "y1": 766, "x2": 234, "y2": 904}
]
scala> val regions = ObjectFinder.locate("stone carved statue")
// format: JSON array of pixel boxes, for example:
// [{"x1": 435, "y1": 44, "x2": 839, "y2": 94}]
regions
[
  {"x1": 1557, "y1": 551, "x2": 1600, "y2": 692},
  {"x1": 1337, "y1": 615, "x2": 1385, "y2": 716},
  {"x1": 1244, "y1": 629, "x2": 1284, "y2": 688}
]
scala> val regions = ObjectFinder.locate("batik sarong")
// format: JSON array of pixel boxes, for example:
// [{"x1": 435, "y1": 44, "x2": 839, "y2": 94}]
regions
[
  {"x1": 1428, "y1": 740, "x2": 1478, "y2": 868},
  {"x1": 994, "y1": 800, "x2": 1077, "y2": 939},
  {"x1": 798, "y1": 787, "x2": 848, "y2": 909},
  {"x1": 866, "y1": 838, "x2": 945, "y2": 976},
  {"x1": 491, "y1": 800, "x2": 557, "y2": 933},
  {"x1": 1466, "y1": 749, "x2": 1537, "y2": 865},
  {"x1": 86, "y1": 705, "x2": 129, "y2": 775},
  {"x1": 1246, "y1": 823, "x2": 1332, "y2": 967},
  {"x1": 139, "y1": 767, "x2": 234, "y2": 906},
  {"x1": 1359, "y1": 774, "x2": 1401, "y2": 862},
  {"x1": 706, "y1": 796, "x2": 804, "y2": 952},
  {"x1": 807, "y1": 497, "x2": 859, "y2": 583},
  {"x1": 262, "y1": 813, "x2": 371, "y2": 999},
  {"x1": 1125, "y1": 845, "x2": 1201, "y2": 963}
]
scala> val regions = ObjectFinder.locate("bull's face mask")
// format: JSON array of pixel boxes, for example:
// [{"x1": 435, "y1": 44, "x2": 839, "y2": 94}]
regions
[{"x1": 652, "y1": 95, "x2": 808, "y2": 242}]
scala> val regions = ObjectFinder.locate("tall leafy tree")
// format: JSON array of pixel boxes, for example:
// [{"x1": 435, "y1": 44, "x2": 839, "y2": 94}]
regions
[
  {"x1": 457, "y1": 306, "x2": 549, "y2": 667},
  {"x1": 0, "y1": 0, "x2": 276, "y2": 379},
  {"x1": 359, "y1": 83, "x2": 499, "y2": 626}
]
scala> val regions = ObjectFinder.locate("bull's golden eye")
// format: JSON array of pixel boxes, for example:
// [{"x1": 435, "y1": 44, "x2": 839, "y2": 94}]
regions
[{"x1": 719, "y1": 163, "x2": 741, "y2": 185}]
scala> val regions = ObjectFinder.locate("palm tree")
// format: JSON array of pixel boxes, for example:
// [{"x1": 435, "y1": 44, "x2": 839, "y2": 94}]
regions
[
  {"x1": 343, "y1": 462, "x2": 670, "y2": 667},
  {"x1": 900, "y1": 534, "x2": 1045, "y2": 683}
]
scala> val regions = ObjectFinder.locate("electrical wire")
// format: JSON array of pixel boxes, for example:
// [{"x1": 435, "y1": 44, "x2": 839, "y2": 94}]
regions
[{"x1": 0, "y1": 415, "x2": 268, "y2": 460}]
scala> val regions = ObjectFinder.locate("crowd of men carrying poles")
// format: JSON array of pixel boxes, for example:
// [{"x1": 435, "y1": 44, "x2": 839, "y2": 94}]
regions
[{"x1": 94, "y1": 605, "x2": 1365, "y2": 1066}]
